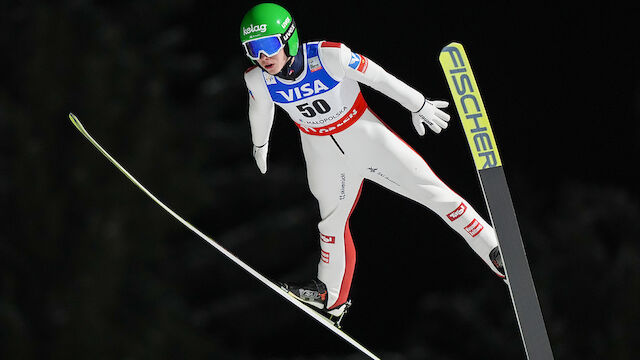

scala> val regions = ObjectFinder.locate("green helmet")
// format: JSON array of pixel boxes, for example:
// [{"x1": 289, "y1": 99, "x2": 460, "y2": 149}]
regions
[{"x1": 240, "y1": 3, "x2": 299, "y2": 59}]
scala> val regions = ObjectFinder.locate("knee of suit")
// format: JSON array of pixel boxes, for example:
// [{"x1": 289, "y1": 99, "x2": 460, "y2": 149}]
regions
[
  {"x1": 317, "y1": 206, "x2": 351, "y2": 233},
  {"x1": 413, "y1": 184, "x2": 464, "y2": 208}
]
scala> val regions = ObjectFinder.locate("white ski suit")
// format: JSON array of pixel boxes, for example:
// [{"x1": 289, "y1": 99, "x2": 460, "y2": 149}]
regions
[{"x1": 244, "y1": 41, "x2": 502, "y2": 310}]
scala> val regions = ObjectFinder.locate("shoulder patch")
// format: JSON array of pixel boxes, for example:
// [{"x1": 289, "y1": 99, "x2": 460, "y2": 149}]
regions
[
  {"x1": 348, "y1": 52, "x2": 369, "y2": 73},
  {"x1": 321, "y1": 41, "x2": 342, "y2": 48}
]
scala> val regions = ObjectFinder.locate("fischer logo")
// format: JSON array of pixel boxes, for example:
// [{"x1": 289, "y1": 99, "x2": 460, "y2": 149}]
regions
[
  {"x1": 464, "y1": 219, "x2": 484, "y2": 237},
  {"x1": 440, "y1": 44, "x2": 501, "y2": 169},
  {"x1": 447, "y1": 202, "x2": 467, "y2": 221},
  {"x1": 243, "y1": 24, "x2": 267, "y2": 35}
]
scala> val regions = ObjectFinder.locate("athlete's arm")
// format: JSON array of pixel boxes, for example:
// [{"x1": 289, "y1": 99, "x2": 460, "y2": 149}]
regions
[
  {"x1": 320, "y1": 42, "x2": 450, "y2": 135},
  {"x1": 319, "y1": 42, "x2": 424, "y2": 111},
  {"x1": 244, "y1": 66, "x2": 275, "y2": 173}
]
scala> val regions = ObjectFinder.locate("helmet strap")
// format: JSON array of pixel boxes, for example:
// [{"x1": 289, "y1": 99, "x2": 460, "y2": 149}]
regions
[
  {"x1": 281, "y1": 19, "x2": 296, "y2": 43},
  {"x1": 281, "y1": 19, "x2": 296, "y2": 57},
  {"x1": 277, "y1": 45, "x2": 304, "y2": 80}
]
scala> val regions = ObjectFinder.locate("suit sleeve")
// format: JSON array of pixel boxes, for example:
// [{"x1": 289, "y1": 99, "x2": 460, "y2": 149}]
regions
[
  {"x1": 319, "y1": 42, "x2": 425, "y2": 112},
  {"x1": 243, "y1": 67, "x2": 275, "y2": 147}
]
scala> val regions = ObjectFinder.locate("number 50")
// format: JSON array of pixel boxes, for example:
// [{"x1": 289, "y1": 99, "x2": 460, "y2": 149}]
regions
[{"x1": 297, "y1": 99, "x2": 331, "y2": 117}]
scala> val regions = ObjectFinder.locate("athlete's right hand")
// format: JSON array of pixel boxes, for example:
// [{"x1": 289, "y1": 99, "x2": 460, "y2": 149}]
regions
[{"x1": 253, "y1": 142, "x2": 268, "y2": 174}]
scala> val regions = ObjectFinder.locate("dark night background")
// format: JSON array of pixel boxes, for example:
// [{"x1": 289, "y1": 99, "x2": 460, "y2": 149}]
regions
[{"x1": 2, "y1": 1, "x2": 639, "y2": 359}]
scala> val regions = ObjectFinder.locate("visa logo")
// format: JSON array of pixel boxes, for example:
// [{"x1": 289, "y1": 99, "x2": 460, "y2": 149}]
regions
[{"x1": 276, "y1": 79, "x2": 330, "y2": 101}]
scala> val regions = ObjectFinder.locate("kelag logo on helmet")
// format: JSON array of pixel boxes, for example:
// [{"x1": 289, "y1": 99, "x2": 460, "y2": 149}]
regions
[{"x1": 243, "y1": 24, "x2": 268, "y2": 35}]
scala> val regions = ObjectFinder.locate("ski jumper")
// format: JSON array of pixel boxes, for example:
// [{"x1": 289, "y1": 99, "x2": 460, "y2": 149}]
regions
[{"x1": 244, "y1": 41, "x2": 502, "y2": 309}]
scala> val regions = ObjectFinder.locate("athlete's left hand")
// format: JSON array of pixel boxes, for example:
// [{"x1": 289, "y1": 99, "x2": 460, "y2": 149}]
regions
[
  {"x1": 411, "y1": 99, "x2": 451, "y2": 136},
  {"x1": 253, "y1": 142, "x2": 269, "y2": 174}
]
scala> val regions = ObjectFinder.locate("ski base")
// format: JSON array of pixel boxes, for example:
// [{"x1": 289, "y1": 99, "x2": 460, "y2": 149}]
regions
[{"x1": 480, "y1": 166, "x2": 554, "y2": 359}]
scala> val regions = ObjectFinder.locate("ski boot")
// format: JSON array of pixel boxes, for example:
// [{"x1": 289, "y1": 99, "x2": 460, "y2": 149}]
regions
[
  {"x1": 279, "y1": 279, "x2": 351, "y2": 328},
  {"x1": 489, "y1": 246, "x2": 508, "y2": 284}
]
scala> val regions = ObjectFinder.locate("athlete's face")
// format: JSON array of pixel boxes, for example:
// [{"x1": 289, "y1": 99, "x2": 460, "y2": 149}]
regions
[{"x1": 257, "y1": 48, "x2": 288, "y2": 75}]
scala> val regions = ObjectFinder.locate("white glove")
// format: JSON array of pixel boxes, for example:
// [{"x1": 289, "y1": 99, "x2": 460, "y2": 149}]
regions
[
  {"x1": 252, "y1": 142, "x2": 268, "y2": 174},
  {"x1": 411, "y1": 99, "x2": 451, "y2": 136}
]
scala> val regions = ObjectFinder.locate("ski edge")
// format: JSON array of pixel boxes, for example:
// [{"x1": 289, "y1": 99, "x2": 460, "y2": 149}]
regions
[{"x1": 67, "y1": 113, "x2": 381, "y2": 360}]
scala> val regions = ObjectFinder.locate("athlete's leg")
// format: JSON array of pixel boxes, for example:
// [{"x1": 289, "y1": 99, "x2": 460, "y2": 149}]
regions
[
  {"x1": 301, "y1": 134, "x2": 365, "y2": 309},
  {"x1": 342, "y1": 111, "x2": 502, "y2": 276}
]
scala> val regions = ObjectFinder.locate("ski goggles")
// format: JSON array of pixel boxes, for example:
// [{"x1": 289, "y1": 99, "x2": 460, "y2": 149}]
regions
[{"x1": 243, "y1": 35, "x2": 285, "y2": 60}]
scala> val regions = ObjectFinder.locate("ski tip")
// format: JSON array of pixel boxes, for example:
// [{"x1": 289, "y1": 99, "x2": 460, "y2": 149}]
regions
[
  {"x1": 68, "y1": 113, "x2": 87, "y2": 134},
  {"x1": 439, "y1": 42, "x2": 466, "y2": 65},
  {"x1": 440, "y1": 42, "x2": 464, "y2": 54}
]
